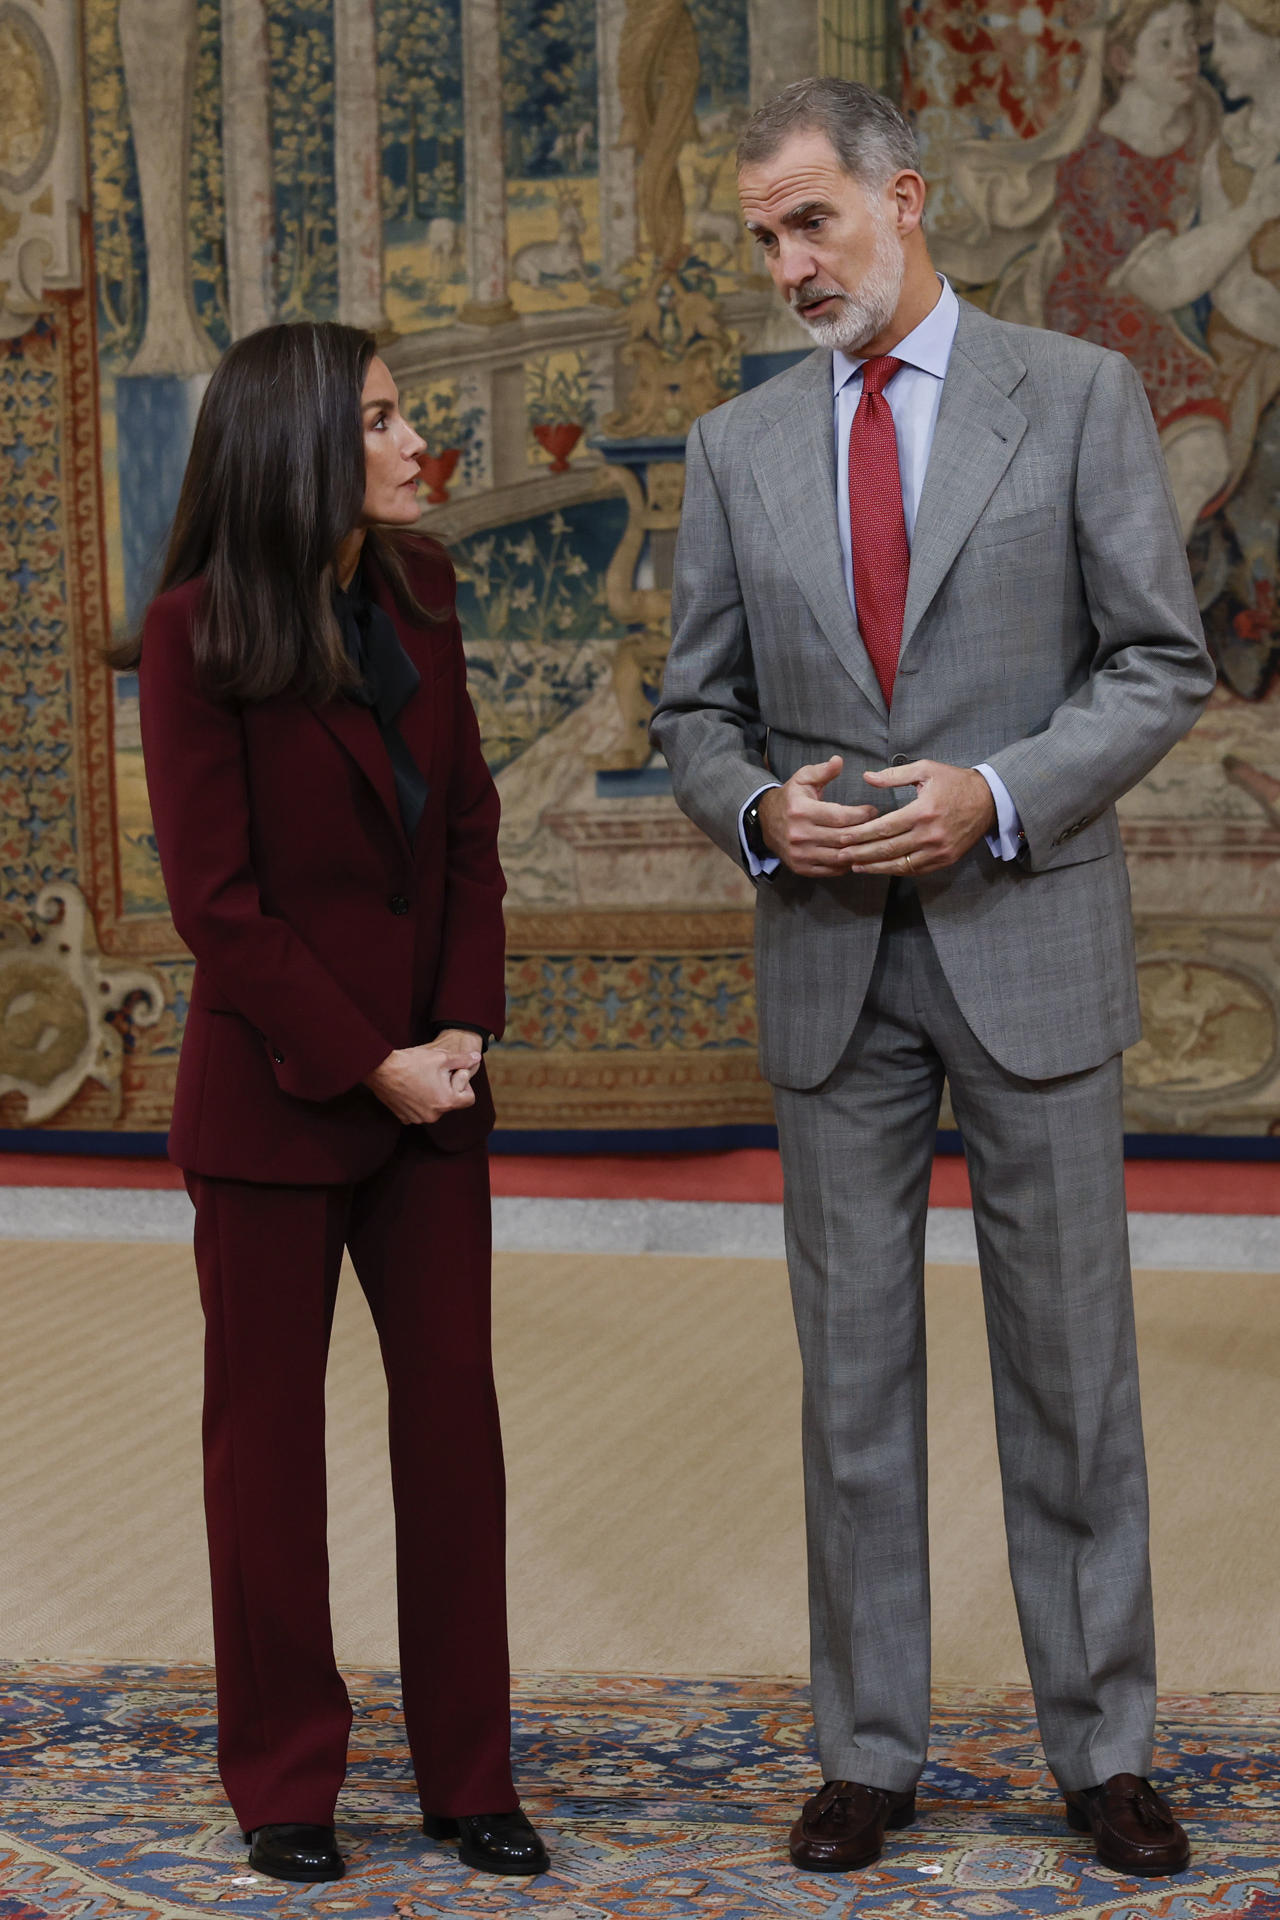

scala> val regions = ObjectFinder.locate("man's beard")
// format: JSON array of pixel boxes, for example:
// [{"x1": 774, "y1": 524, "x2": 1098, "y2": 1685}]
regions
[{"x1": 788, "y1": 206, "x2": 905, "y2": 353}]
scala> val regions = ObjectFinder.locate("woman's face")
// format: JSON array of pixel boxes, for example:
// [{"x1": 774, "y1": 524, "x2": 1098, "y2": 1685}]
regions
[
  {"x1": 1114, "y1": 2, "x2": 1199, "y2": 108},
  {"x1": 359, "y1": 357, "x2": 427, "y2": 527},
  {"x1": 1212, "y1": 2, "x2": 1279, "y2": 98}
]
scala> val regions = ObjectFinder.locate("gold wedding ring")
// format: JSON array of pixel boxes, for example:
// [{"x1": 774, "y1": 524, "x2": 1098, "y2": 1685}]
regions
[{"x1": 903, "y1": 851, "x2": 914, "y2": 874}]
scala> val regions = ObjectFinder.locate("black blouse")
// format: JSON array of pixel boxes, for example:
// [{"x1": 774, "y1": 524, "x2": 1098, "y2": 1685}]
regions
[{"x1": 333, "y1": 564, "x2": 428, "y2": 842}]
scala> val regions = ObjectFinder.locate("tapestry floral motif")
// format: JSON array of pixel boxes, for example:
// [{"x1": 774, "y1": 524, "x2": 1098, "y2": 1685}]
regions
[
  {"x1": 504, "y1": 949, "x2": 757, "y2": 1051},
  {"x1": 523, "y1": 349, "x2": 608, "y2": 468},
  {"x1": 399, "y1": 379, "x2": 486, "y2": 489},
  {"x1": 189, "y1": 0, "x2": 229, "y2": 351},
  {"x1": 82, "y1": 0, "x2": 146, "y2": 367},
  {"x1": 904, "y1": 0, "x2": 1089, "y2": 137},
  {"x1": 454, "y1": 504, "x2": 629, "y2": 776},
  {"x1": 0, "y1": 323, "x2": 77, "y2": 913}
]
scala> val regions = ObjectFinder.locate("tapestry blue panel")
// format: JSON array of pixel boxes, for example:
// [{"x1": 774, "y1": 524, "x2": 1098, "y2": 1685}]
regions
[{"x1": 115, "y1": 375, "x2": 205, "y2": 629}]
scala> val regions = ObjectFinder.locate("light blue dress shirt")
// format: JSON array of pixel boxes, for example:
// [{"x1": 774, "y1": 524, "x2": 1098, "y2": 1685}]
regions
[{"x1": 740, "y1": 276, "x2": 1023, "y2": 875}]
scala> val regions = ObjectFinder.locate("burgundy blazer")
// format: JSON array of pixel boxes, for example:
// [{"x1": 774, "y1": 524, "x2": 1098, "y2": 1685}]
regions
[{"x1": 138, "y1": 538, "x2": 506, "y2": 1184}]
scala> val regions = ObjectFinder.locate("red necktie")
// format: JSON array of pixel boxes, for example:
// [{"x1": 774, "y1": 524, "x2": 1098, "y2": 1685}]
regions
[{"x1": 848, "y1": 355, "x2": 909, "y2": 707}]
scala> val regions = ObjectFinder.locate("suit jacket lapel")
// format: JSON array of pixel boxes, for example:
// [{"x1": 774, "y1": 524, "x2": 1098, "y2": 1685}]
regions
[
  {"x1": 313, "y1": 698, "x2": 409, "y2": 848},
  {"x1": 753, "y1": 352, "x2": 888, "y2": 719},
  {"x1": 901, "y1": 303, "x2": 1028, "y2": 658}
]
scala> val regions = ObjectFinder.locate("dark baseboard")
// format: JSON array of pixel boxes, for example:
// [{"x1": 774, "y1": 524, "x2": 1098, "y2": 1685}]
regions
[{"x1": 1, "y1": 1126, "x2": 1277, "y2": 1162}]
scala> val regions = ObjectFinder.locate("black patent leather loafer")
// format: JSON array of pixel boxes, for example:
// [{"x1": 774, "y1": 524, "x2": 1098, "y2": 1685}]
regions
[
  {"x1": 423, "y1": 1807, "x2": 549, "y2": 1876},
  {"x1": 244, "y1": 1823, "x2": 344, "y2": 1882}
]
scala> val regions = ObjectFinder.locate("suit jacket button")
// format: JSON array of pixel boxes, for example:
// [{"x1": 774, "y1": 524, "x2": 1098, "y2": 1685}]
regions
[
  {"x1": 891, "y1": 753, "x2": 909, "y2": 767},
  {"x1": 388, "y1": 893, "x2": 410, "y2": 915}
]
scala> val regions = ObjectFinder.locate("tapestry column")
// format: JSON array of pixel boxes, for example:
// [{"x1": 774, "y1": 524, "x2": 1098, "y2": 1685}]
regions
[
  {"x1": 333, "y1": 0, "x2": 388, "y2": 330},
  {"x1": 595, "y1": 0, "x2": 638, "y2": 288},
  {"x1": 460, "y1": 0, "x2": 516, "y2": 326},
  {"x1": 220, "y1": 0, "x2": 274, "y2": 338},
  {"x1": 748, "y1": 0, "x2": 820, "y2": 104},
  {"x1": 118, "y1": 0, "x2": 221, "y2": 374}
]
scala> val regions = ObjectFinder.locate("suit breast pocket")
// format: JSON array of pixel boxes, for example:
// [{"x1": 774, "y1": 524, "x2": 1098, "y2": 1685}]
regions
[{"x1": 968, "y1": 503, "x2": 1059, "y2": 550}]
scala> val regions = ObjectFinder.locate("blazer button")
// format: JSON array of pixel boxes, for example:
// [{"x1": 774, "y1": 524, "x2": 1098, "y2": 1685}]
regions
[
  {"x1": 388, "y1": 894, "x2": 411, "y2": 915},
  {"x1": 890, "y1": 753, "x2": 910, "y2": 767}
]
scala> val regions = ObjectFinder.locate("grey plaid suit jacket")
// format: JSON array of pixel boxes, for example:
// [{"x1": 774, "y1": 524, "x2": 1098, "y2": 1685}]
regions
[{"x1": 651, "y1": 299, "x2": 1216, "y2": 1086}]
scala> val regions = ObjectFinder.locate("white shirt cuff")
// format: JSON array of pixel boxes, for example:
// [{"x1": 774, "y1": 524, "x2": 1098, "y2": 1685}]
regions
[
  {"x1": 739, "y1": 782, "x2": 782, "y2": 877},
  {"x1": 975, "y1": 764, "x2": 1023, "y2": 861}
]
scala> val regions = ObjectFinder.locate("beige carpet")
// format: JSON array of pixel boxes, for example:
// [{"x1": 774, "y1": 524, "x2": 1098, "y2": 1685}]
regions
[{"x1": 0, "y1": 1239, "x2": 1276, "y2": 1689}]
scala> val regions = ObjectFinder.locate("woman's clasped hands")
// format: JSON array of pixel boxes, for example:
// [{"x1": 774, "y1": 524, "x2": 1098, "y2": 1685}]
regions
[{"x1": 364, "y1": 1029, "x2": 482, "y2": 1123}]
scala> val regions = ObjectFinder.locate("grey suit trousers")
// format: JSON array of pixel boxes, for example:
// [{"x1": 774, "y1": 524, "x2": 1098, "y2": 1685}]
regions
[{"x1": 773, "y1": 882, "x2": 1155, "y2": 1794}]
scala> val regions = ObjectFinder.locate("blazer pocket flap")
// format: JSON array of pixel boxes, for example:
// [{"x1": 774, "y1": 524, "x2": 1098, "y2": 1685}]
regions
[{"x1": 970, "y1": 503, "x2": 1058, "y2": 549}]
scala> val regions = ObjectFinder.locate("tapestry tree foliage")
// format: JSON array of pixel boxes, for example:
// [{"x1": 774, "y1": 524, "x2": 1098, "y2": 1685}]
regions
[
  {"x1": 688, "y1": 0, "x2": 749, "y2": 110},
  {"x1": 502, "y1": 0, "x2": 598, "y2": 179},
  {"x1": 378, "y1": 0, "x2": 464, "y2": 227},
  {"x1": 268, "y1": 2, "x2": 338, "y2": 318}
]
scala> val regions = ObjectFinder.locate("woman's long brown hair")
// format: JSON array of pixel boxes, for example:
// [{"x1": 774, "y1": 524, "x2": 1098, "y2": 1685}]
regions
[{"x1": 112, "y1": 321, "x2": 440, "y2": 702}]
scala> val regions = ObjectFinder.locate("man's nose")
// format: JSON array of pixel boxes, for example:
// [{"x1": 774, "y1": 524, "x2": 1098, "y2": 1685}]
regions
[{"x1": 777, "y1": 237, "x2": 820, "y2": 291}]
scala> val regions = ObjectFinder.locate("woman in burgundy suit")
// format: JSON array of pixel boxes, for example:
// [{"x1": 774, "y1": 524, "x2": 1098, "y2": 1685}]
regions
[{"x1": 130, "y1": 323, "x2": 547, "y2": 1884}]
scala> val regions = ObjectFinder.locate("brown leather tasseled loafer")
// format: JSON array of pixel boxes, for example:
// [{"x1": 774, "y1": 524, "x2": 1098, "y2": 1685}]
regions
[
  {"x1": 789, "y1": 1778, "x2": 917, "y2": 1872},
  {"x1": 1064, "y1": 1774, "x2": 1190, "y2": 1877}
]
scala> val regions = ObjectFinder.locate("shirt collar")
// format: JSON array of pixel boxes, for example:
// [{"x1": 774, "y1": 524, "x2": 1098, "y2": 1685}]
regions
[{"x1": 832, "y1": 275, "x2": 959, "y2": 394}]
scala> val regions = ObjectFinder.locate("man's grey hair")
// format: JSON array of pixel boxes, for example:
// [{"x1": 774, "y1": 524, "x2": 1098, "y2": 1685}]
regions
[{"x1": 736, "y1": 77, "x2": 920, "y2": 188}]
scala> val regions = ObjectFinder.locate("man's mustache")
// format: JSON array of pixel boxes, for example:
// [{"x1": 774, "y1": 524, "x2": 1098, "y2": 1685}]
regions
[{"x1": 790, "y1": 286, "x2": 847, "y2": 312}]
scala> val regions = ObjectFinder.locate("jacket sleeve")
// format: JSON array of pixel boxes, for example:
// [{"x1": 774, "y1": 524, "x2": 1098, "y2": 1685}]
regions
[
  {"x1": 649, "y1": 413, "x2": 774, "y2": 864},
  {"x1": 984, "y1": 350, "x2": 1217, "y2": 867},
  {"x1": 426, "y1": 613, "x2": 508, "y2": 1040},
  {"x1": 138, "y1": 596, "x2": 394, "y2": 1101}
]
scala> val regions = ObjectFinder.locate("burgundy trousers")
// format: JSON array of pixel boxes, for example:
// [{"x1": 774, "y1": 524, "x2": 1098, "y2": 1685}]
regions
[{"x1": 186, "y1": 1133, "x2": 517, "y2": 1832}]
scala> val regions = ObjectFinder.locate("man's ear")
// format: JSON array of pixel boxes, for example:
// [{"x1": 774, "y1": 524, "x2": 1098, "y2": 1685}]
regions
[{"x1": 892, "y1": 169, "x2": 927, "y2": 236}]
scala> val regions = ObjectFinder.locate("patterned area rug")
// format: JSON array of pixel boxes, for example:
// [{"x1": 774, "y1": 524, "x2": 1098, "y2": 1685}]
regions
[{"x1": 2, "y1": 1666, "x2": 1279, "y2": 1919}]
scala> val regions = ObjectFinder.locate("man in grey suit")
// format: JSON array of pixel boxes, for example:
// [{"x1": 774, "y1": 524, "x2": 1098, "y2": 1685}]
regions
[{"x1": 652, "y1": 77, "x2": 1215, "y2": 1880}]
